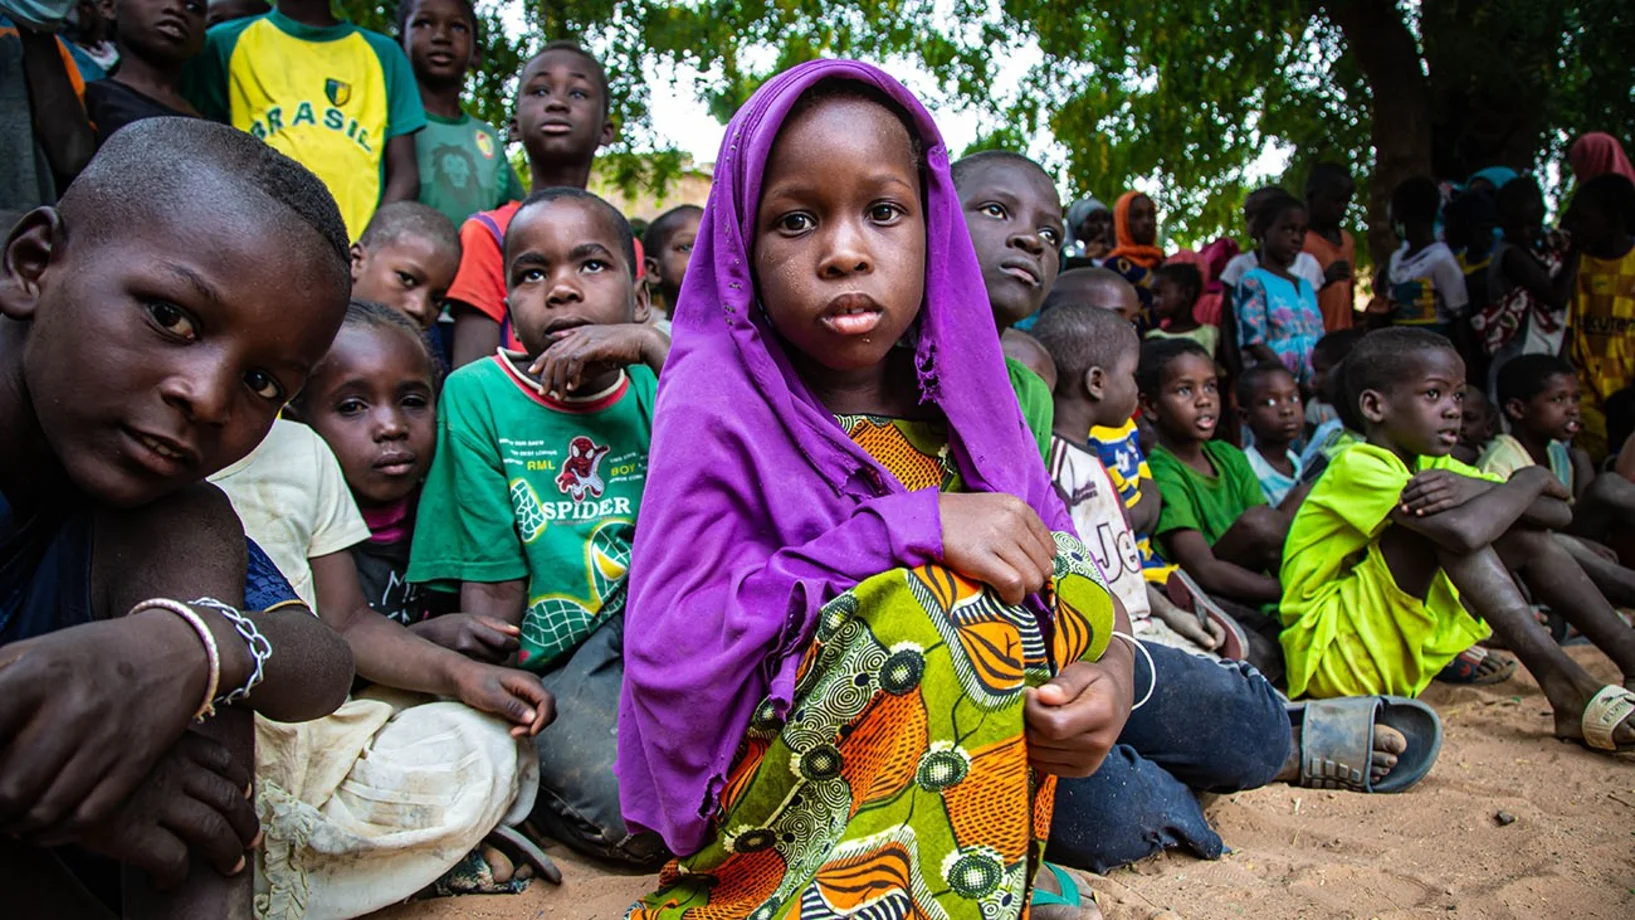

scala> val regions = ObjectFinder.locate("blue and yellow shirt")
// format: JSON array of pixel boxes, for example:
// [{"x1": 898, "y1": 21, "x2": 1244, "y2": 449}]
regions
[{"x1": 186, "y1": 11, "x2": 425, "y2": 239}]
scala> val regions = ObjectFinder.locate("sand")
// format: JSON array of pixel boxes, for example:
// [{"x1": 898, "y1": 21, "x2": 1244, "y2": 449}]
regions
[{"x1": 370, "y1": 645, "x2": 1635, "y2": 920}]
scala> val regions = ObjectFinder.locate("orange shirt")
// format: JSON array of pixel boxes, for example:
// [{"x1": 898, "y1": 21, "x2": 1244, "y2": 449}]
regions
[{"x1": 1302, "y1": 228, "x2": 1356, "y2": 331}]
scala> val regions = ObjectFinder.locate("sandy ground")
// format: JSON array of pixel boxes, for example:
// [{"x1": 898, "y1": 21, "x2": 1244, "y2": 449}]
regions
[{"x1": 371, "y1": 645, "x2": 1635, "y2": 920}]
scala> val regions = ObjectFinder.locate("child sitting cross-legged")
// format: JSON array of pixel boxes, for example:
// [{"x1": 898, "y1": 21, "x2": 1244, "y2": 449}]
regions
[
  {"x1": 210, "y1": 322, "x2": 553, "y2": 916},
  {"x1": 1142, "y1": 338, "x2": 1290, "y2": 613},
  {"x1": 407, "y1": 187, "x2": 669, "y2": 867},
  {"x1": 1280, "y1": 328, "x2": 1635, "y2": 754},
  {"x1": 1033, "y1": 304, "x2": 1433, "y2": 882},
  {"x1": 0, "y1": 119, "x2": 358, "y2": 915},
  {"x1": 1238, "y1": 362, "x2": 1306, "y2": 508},
  {"x1": 350, "y1": 200, "x2": 463, "y2": 330}
]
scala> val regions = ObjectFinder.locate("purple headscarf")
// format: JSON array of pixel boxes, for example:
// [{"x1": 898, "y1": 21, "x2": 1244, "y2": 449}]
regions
[{"x1": 615, "y1": 59, "x2": 1071, "y2": 856}]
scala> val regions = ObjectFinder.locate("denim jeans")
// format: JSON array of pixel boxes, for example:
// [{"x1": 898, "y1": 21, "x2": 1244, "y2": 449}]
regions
[
  {"x1": 531, "y1": 612, "x2": 668, "y2": 867},
  {"x1": 1046, "y1": 641, "x2": 1290, "y2": 873}
]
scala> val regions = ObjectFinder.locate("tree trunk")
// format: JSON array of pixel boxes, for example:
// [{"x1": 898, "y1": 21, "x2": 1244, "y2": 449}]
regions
[{"x1": 1318, "y1": 0, "x2": 1434, "y2": 268}]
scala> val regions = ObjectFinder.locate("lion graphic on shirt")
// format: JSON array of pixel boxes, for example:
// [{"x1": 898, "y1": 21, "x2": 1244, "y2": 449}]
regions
[{"x1": 555, "y1": 436, "x2": 611, "y2": 502}]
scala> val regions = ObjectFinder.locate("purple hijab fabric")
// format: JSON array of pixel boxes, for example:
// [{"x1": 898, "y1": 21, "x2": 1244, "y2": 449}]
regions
[{"x1": 615, "y1": 58, "x2": 1071, "y2": 856}]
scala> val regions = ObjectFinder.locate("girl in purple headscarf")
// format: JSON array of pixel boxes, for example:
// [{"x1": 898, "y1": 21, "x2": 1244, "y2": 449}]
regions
[{"x1": 616, "y1": 60, "x2": 1133, "y2": 918}]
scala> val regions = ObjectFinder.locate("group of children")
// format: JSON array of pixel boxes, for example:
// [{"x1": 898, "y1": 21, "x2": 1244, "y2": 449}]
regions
[{"x1": 4, "y1": 6, "x2": 1635, "y2": 919}]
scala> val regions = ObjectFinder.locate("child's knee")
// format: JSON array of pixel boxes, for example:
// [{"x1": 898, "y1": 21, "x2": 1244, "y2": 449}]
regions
[{"x1": 1240, "y1": 505, "x2": 1290, "y2": 545}]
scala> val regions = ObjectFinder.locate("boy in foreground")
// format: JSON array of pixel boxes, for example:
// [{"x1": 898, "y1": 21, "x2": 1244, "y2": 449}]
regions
[{"x1": 0, "y1": 118, "x2": 356, "y2": 915}]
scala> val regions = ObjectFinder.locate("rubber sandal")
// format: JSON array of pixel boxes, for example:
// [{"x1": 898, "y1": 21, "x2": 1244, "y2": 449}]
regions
[
  {"x1": 1578, "y1": 685, "x2": 1635, "y2": 752},
  {"x1": 1433, "y1": 646, "x2": 1517, "y2": 685},
  {"x1": 1032, "y1": 862, "x2": 1094, "y2": 909},
  {"x1": 1286, "y1": 695, "x2": 1443, "y2": 794},
  {"x1": 1164, "y1": 569, "x2": 1249, "y2": 661}
]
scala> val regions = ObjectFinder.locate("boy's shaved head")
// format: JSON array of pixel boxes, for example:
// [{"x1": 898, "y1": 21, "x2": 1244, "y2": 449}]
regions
[
  {"x1": 507, "y1": 186, "x2": 637, "y2": 277},
  {"x1": 643, "y1": 203, "x2": 703, "y2": 256},
  {"x1": 60, "y1": 118, "x2": 349, "y2": 285},
  {"x1": 1344, "y1": 328, "x2": 1456, "y2": 398},
  {"x1": 1032, "y1": 302, "x2": 1137, "y2": 394},
  {"x1": 358, "y1": 200, "x2": 460, "y2": 254},
  {"x1": 950, "y1": 149, "x2": 1051, "y2": 190},
  {"x1": 4, "y1": 118, "x2": 352, "y2": 508},
  {"x1": 1043, "y1": 267, "x2": 1137, "y2": 314}
]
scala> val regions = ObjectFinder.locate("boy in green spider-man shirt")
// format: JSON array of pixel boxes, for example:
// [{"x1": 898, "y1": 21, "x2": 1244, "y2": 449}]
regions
[{"x1": 406, "y1": 186, "x2": 668, "y2": 866}]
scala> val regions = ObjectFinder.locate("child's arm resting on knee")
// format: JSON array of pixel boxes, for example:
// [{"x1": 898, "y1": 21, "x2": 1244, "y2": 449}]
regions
[
  {"x1": 96, "y1": 484, "x2": 355, "y2": 723},
  {"x1": 311, "y1": 554, "x2": 552, "y2": 736},
  {"x1": 0, "y1": 488, "x2": 352, "y2": 840},
  {"x1": 1393, "y1": 466, "x2": 1569, "y2": 552},
  {"x1": 1163, "y1": 529, "x2": 1282, "y2": 603}
]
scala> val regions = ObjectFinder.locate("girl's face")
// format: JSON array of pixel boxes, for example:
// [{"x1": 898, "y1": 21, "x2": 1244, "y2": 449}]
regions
[
  {"x1": 1145, "y1": 352, "x2": 1220, "y2": 444},
  {"x1": 1128, "y1": 194, "x2": 1157, "y2": 246},
  {"x1": 754, "y1": 95, "x2": 926, "y2": 383},
  {"x1": 300, "y1": 322, "x2": 438, "y2": 507},
  {"x1": 1261, "y1": 205, "x2": 1308, "y2": 267}
]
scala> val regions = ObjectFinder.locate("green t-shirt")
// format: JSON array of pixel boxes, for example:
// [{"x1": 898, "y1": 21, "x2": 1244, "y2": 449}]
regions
[
  {"x1": 415, "y1": 112, "x2": 525, "y2": 229},
  {"x1": 1149, "y1": 440, "x2": 1266, "y2": 547},
  {"x1": 406, "y1": 354, "x2": 656, "y2": 670},
  {"x1": 1005, "y1": 357, "x2": 1053, "y2": 464}
]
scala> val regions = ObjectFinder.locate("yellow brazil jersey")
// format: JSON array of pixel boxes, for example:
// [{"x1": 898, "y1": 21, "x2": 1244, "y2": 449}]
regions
[{"x1": 185, "y1": 11, "x2": 425, "y2": 239}]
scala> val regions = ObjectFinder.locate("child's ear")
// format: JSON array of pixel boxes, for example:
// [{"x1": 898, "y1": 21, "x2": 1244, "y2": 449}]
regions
[
  {"x1": 507, "y1": 115, "x2": 520, "y2": 145},
  {"x1": 643, "y1": 254, "x2": 660, "y2": 284},
  {"x1": 631, "y1": 272, "x2": 652, "y2": 324},
  {"x1": 598, "y1": 117, "x2": 617, "y2": 149},
  {"x1": 349, "y1": 242, "x2": 367, "y2": 282},
  {"x1": 1083, "y1": 366, "x2": 1105, "y2": 402},
  {"x1": 1358, "y1": 388, "x2": 1387, "y2": 425},
  {"x1": 1503, "y1": 397, "x2": 1526, "y2": 423},
  {"x1": 0, "y1": 207, "x2": 65, "y2": 322}
]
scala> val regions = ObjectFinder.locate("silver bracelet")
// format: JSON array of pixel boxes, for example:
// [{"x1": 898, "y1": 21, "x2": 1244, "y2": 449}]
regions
[{"x1": 189, "y1": 597, "x2": 273, "y2": 705}]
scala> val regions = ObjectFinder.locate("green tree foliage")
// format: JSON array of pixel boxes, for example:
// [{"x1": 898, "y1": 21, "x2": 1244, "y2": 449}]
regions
[{"x1": 342, "y1": 0, "x2": 1635, "y2": 258}]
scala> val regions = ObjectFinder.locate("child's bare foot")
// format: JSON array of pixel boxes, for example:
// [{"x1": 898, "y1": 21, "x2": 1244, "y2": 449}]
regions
[
  {"x1": 1552, "y1": 685, "x2": 1635, "y2": 751},
  {"x1": 1032, "y1": 863, "x2": 1102, "y2": 920}
]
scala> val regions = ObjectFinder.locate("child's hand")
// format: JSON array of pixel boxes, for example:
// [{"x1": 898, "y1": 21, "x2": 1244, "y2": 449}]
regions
[
  {"x1": 1324, "y1": 260, "x2": 1352, "y2": 286},
  {"x1": 1152, "y1": 604, "x2": 1224, "y2": 651},
  {"x1": 1516, "y1": 464, "x2": 1573, "y2": 501},
  {"x1": 411, "y1": 614, "x2": 521, "y2": 664},
  {"x1": 938, "y1": 493, "x2": 1055, "y2": 606},
  {"x1": 68, "y1": 731, "x2": 259, "y2": 889},
  {"x1": 528, "y1": 324, "x2": 665, "y2": 398},
  {"x1": 0, "y1": 613, "x2": 216, "y2": 838},
  {"x1": 448, "y1": 662, "x2": 556, "y2": 737},
  {"x1": 1024, "y1": 661, "x2": 1132, "y2": 777},
  {"x1": 1398, "y1": 469, "x2": 1496, "y2": 516}
]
